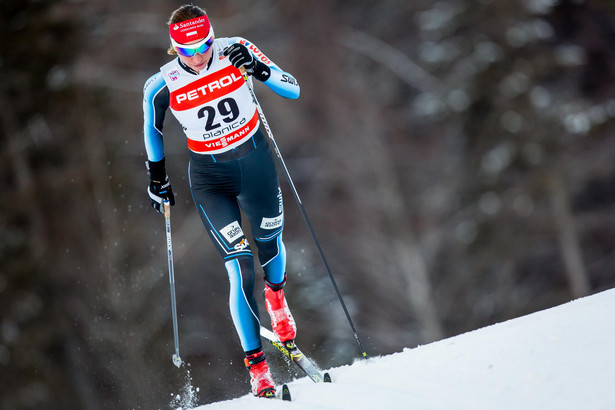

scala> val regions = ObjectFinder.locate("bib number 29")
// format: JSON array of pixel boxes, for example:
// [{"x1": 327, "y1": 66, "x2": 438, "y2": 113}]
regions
[{"x1": 197, "y1": 98, "x2": 240, "y2": 131}]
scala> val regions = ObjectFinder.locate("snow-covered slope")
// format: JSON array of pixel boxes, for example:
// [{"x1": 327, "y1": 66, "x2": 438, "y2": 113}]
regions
[{"x1": 195, "y1": 288, "x2": 615, "y2": 409}]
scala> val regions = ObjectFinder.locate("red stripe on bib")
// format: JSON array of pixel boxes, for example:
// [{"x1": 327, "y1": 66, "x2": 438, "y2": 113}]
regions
[{"x1": 187, "y1": 110, "x2": 259, "y2": 153}]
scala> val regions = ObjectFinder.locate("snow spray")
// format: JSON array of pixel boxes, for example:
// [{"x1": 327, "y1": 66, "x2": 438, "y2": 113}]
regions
[{"x1": 169, "y1": 369, "x2": 199, "y2": 410}]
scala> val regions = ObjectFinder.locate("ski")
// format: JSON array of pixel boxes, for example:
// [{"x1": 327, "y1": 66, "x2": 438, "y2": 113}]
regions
[
  {"x1": 258, "y1": 384, "x2": 290, "y2": 401},
  {"x1": 281, "y1": 384, "x2": 291, "y2": 401},
  {"x1": 260, "y1": 327, "x2": 331, "y2": 383}
]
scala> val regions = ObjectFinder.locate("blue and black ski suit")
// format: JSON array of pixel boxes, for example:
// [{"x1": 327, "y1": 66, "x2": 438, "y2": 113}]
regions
[{"x1": 142, "y1": 36, "x2": 300, "y2": 353}]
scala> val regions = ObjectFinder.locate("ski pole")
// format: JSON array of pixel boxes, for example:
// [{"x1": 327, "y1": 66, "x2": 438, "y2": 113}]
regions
[
  {"x1": 164, "y1": 200, "x2": 183, "y2": 368},
  {"x1": 240, "y1": 68, "x2": 368, "y2": 359}
]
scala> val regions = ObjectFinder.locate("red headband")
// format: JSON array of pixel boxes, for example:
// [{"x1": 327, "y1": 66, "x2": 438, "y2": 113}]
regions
[{"x1": 169, "y1": 16, "x2": 212, "y2": 44}]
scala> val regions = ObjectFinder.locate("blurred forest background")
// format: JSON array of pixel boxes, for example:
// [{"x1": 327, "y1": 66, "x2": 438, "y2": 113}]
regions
[{"x1": 2, "y1": 0, "x2": 615, "y2": 408}]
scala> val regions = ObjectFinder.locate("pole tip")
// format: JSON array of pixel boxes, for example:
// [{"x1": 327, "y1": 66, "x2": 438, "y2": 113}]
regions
[{"x1": 172, "y1": 354, "x2": 182, "y2": 368}]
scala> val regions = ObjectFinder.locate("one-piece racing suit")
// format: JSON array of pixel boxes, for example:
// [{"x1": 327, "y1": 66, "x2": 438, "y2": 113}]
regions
[{"x1": 142, "y1": 37, "x2": 300, "y2": 353}]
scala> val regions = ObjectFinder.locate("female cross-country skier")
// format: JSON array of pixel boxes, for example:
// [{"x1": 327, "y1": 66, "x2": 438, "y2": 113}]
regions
[{"x1": 142, "y1": 4, "x2": 300, "y2": 398}]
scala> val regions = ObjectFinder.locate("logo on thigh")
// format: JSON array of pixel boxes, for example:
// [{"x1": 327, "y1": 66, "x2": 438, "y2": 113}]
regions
[
  {"x1": 234, "y1": 238, "x2": 249, "y2": 251},
  {"x1": 220, "y1": 220, "x2": 244, "y2": 243},
  {"x1": 260, "y1": 214, "x2": 283, "y2": 230}
]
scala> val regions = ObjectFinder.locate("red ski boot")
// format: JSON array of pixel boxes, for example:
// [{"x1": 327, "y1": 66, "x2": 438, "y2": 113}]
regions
[
  {"x1": 264, "y1": 284, "x2": 297, "y2": 342},
  {"x1": 245, "y1": 351, "x2": 275, "y2": 398}
]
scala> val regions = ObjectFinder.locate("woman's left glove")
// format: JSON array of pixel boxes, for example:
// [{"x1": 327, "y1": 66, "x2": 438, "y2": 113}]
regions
[
  {"x1": 223, "y1": 43, "x2": 271, "y2": 82},
  {"x1": 146, "y1": 158, "x2": 175, "y2": 214}
]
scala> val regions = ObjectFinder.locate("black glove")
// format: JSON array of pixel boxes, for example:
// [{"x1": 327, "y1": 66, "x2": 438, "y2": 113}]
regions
[
  {"x1": 223, "y1": 43, "x2": 271, "y2": 82},
  {"x1": 146, "y1": 158, "x2": 175, "y2": 214}
]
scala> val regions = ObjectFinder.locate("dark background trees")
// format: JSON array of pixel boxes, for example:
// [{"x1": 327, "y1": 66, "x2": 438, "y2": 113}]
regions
[{"x1": 2, "y1": 0, "x2": 615, "y2": 408}]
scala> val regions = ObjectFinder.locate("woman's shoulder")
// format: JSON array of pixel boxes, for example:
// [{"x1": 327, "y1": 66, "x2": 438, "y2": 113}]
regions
[
  {"x1": 143, "y1": 71, "x2": 167, "y2": 96},
  {"x1": 215, "y1": 36, "x2": 250, "y2": 47}
]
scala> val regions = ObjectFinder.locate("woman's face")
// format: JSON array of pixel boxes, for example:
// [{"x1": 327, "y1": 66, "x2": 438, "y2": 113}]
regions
[{"x1": 177, "y1": 39, "x2": 214, "y2": 73}]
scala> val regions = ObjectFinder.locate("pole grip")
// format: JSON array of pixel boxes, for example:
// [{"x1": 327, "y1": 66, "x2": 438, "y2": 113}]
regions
[{"x1": 164, "y1": 200, "x2": 170, "y2": 218}]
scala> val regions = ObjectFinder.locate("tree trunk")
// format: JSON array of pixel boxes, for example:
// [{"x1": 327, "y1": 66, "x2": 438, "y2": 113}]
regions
[{"x1": 548, "y1": 173, "x2": 591, "y2": 298}]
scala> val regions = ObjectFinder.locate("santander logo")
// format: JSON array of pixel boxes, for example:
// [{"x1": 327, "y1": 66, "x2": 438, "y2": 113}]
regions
[{"x1": 177, "y1": 17, "x2": 208, "y2": 29}]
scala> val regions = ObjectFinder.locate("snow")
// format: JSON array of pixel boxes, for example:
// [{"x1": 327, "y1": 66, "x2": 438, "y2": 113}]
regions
[{"x1": 193, "y1": 288, "x2": 615, "y2": 409}]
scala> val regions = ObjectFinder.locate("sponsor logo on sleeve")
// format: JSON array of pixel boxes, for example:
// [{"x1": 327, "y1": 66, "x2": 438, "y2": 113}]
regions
[{"x1": 238, "y1": 39, "x2": 272, "y2": 65}]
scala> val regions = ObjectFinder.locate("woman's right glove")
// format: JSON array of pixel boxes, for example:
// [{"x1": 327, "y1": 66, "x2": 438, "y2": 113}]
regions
[
  {"x1": 146, "y1": 158, "x2": 175, "y2": 214},
  {"x1": 223, "y1": 43, "x2": 271, "y2": 82}
]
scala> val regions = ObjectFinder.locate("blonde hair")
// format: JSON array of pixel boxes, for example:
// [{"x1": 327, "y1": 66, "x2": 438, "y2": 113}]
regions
[{"x1": 166, "y1": 4, "x2": 208, "y2": 55}]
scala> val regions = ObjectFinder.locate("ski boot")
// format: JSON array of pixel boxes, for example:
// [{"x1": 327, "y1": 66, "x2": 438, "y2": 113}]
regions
[
  {"x1": 264, "y1": 280, "x2": 297, "y2": 343},
  {"x1": 245, "y1": 351, "x2": 276, "y2": 398}
]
